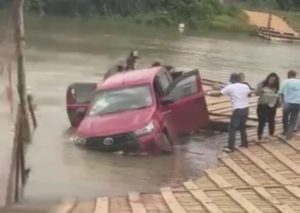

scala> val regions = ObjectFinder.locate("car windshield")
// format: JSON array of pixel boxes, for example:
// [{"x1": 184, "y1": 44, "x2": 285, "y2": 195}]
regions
[{"x1": 89, "y1": 86, "x2": 152, "y2": 116}]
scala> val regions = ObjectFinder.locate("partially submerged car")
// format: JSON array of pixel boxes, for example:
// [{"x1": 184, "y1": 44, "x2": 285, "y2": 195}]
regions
[{"x1": 66, "y1": 67, "x2": 210, "y2": 153}]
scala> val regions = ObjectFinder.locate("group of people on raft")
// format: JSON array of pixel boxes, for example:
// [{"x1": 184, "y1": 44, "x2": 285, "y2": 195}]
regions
[
  {"x1": 104, "y1": 50, "x2": 300, "y2": 154},
  {"x1": 103, "y1": 50, "x2": 175, "y2": 80},
  {"x1": 209, "y1": 70, "x2": 300, "y2": 153}
]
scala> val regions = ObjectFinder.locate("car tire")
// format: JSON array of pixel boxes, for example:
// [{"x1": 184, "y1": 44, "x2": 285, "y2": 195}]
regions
[{"x1": 161, "y1": 132, "x2": 173, "y2": 154}]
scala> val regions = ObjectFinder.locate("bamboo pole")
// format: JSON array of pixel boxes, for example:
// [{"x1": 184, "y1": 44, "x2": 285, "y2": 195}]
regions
[
  {"x1": 13, "y1": 0, "x2": 31, "y2": 143},
  {"x1": 10, "y1": 0, "x2": 29, "y2": 203}
]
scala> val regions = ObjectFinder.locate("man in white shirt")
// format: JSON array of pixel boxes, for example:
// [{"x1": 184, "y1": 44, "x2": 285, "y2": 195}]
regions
[{"x1": 208, "y1": 73, "x2": 251, "y2": 153}]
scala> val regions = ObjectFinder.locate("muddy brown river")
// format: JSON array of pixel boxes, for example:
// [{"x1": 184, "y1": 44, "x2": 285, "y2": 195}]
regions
[{"x1": 7, "y1": 17, "x2": 299, "y2": 202}]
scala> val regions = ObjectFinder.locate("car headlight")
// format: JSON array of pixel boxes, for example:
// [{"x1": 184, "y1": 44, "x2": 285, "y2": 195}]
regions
[
  {"x1": 134, "y1": 121, "x2": 155, "y2": 136},
  {"x1": 71, "y1": 135, "x2": 87, "y2": 145}
]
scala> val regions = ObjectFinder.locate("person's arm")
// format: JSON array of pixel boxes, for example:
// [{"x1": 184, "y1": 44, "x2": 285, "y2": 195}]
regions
[
  {"x1": 206, "y1": 91, "x2": 223, "y2": 97},
  {"x1": 278, "y1": 80, "x2": 286, "y2": 104},
  {"x1": 247, "y1": 87, "x2": 252, "y2": 97},
  {"x1": 255, "y1": 82, "x2": 263, "y2": 96},
  {"x1": 207, "y1": 86, "x2": 230, "y2": 97}
]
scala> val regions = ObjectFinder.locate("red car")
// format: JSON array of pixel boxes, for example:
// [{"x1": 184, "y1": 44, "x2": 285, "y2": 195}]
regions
[{"x1": 66, "y1": 67, "x2": 210, "y2": 154}]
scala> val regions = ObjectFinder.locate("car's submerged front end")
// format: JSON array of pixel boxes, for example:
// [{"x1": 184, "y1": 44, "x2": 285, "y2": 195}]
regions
[
  {"x1": 72, "y1": 85, "x2": 164, "y2": 153},
  {"x1": 73, "y1": 119, "x2": 162, "y2": 153}
]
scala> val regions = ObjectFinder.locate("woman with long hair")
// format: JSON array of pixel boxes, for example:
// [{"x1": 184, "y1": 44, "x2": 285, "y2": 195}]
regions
[{"x1": 255, "y1": 73, "x2": 280, "y2": 142}]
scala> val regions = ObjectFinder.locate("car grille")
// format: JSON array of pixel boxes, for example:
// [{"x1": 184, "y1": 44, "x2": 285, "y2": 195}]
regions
[{"x1": 85, "y1": 133, "x2": 138, "y2": 151}]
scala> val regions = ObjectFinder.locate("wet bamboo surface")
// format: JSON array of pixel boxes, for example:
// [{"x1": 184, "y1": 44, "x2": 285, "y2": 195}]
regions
[
  {"x1": 2, "y1": 79, "x2": 300, "y2": 213},
  {"x1": 45, "y1": 135, "x2": 299, "y2": 213}
]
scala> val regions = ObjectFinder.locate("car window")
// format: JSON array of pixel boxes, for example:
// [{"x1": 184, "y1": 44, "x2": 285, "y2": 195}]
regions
[
  {"x1": 71, "y1": 83, "x2": 96, "y2": 103},
  {"x1": 167, "y1": 74, "x2": 198, "y2": 101},
  {"x1": 158, "y1": 72, "x2": 171, "y2": 93},
  {"x1": 89, "y1": 85, "x2": 152, "y2": 116}
]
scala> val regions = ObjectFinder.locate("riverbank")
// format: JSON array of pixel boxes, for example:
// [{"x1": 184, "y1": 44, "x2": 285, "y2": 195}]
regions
[
  {"x1": 276, "y1": 11, "x2": 300, "y2": 32},
  {"x1": 2, "y1": 9, "x2": 299, "y2": 37},
  {"x1": 0, "y1": 9, "x2": 255, "y2": 37}
]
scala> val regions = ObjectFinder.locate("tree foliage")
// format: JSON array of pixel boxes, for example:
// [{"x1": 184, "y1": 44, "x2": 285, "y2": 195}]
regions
[
  {"x1": 0, "y1": 0, "x2": 227, "y2": 17},
  {"x1": 0, "y1": 0, "x2": 298, "y2": 16},
  {"x1": 0, "y1": 0, "x2": 298, "y2": 29}
]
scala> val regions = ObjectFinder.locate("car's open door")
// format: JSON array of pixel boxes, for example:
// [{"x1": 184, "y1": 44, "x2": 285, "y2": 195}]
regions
[
  {"x1": 162, "y1": 70, "x2": 210, "y2": 135},
  {"x1": 66, "y1": 82, "x2": 97, "y2": 127}
]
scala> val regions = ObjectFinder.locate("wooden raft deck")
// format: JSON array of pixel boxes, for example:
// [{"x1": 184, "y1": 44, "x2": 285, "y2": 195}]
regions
[{"x1": 19, "y1": 134, "x2": 296, "y2": 213}]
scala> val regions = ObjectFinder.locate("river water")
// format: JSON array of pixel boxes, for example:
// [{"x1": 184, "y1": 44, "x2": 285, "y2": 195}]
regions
[{"x1": 7, "y1": 17, "x2": 299, "y2": 202}]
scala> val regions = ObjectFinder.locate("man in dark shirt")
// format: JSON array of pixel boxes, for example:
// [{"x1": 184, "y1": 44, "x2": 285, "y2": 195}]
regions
[{"x1": 126, "y1": 50, "x2": 139, "y2": 70}]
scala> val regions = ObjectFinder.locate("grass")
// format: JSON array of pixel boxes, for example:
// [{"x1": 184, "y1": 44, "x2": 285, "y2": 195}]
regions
[{"x1": 208, "y1": 13, "x2": 255, "y2": 34}]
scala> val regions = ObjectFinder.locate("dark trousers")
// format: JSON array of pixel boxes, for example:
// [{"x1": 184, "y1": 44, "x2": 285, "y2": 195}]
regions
[
  {"x1": 228, "y1": 108, "x2": 249, "y2": 151},
  {"x1": 283, "y1": 103, "x2": 300, "y2": 138},
  {"x1": 257, "y1": 104, "x2": 277, "y2": 140}
]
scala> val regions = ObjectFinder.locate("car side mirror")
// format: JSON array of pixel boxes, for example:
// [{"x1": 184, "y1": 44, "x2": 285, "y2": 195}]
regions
[{"x1": 161, "y1": 97, "x2": 174, "y2": 105}]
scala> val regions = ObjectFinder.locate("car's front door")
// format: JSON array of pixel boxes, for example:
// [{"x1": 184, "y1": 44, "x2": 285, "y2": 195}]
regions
[
  {"x1": 66, "y1": 82, "x2": 97, "y2": 127},
  {"x1": 163, "y1": 70, "x2": 210, "y2": 135}
]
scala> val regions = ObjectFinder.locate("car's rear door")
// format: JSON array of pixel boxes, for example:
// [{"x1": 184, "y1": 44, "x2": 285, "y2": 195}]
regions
[
  {"x1": 66, "y1": 82, "x2": 97, "y2": 127},
  {"x1": 163, "y1": 70, "x2": 210, "y2": 135}
]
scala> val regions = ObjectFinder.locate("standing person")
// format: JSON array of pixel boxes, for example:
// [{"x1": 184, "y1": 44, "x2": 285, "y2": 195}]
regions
[
  {"x1": 208, "y1": 73, "x2": 251, "y2": 153},
  {"x1": 280, "y1": 70, "x2": 300, "y2": 140},
  {"x1": 126, "y1": 50, "x2": 139, "y2": 70},
  {"x1": 255, "y1": 73, "x2": 280, "y2": 142}
]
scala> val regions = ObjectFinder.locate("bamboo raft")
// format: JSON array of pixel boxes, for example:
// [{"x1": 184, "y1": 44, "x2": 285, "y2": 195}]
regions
[
  {"x1": 2, "y1": 79, "x2": 300, "y2": 213},
  {"x1": 203, "y1": 79, "x2": 283, "y2": 128}
]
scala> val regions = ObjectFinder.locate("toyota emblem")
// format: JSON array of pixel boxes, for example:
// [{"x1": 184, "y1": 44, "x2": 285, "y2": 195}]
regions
[{"x1": 103, "y1": 137, "x2": 114, "y2": 146}]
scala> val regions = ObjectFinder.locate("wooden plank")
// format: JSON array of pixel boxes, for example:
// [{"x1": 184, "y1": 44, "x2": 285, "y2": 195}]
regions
[
  {"x1": 278, "y1": 136, "x2": 300, "y2": 152},
  {"x1": 205, "y1": 169, "x2": 262, "y2": 213},
  {"x1": 238, "y1": 147, "x2": 292, "y2": 185},
  {"x1": 160, "y1": 187, "x2": 187, "y2": 213},
  {"x1": 183, "y1": 181, "x2": 223, "y2": 213},
  {"x1": 205, "y1": 169, "x2": 232, "y2": 188},
  {"x1": 128, "y1": 192, "x2": 147, "y2": 213},
  {"x1": 219, "y1": 153, "x2": 297, "y2": 213},
  {"x1": 285, "y1": 186, "x2": 300, "y2": 198},
  {"x1": 261, "y1": 143, "x2": 300, "y2": 175},
  {"x1": 55, "y1": 199, "x2": 76, "y2": 213},
  {"x1": 254, "y1": 187, "x2": 296, "y2": 213},
  {"x1": 94, "y1": 197, "x2": 109, "y2": 213},
  {"x1": 219, "y1": 152, "x2": 260, "y2": 186},
  {"x1": 238, "y1": 147, "x2": 300, "y2": 199}
]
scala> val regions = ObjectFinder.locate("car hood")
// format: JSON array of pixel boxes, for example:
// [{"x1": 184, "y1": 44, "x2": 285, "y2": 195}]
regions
[{"x1": 77, "y1": 107, "x2": 155, "y2": 137}]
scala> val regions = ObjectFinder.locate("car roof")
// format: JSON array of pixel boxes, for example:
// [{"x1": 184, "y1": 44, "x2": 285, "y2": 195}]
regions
[{"x1": 98, "y1": 67, "x2": 163, "y2": 90}]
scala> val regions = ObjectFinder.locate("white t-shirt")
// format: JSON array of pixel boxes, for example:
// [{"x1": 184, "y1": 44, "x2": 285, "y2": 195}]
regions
[{"x1": 221, "y1": 83, "x2": 251, "y2": 110}]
